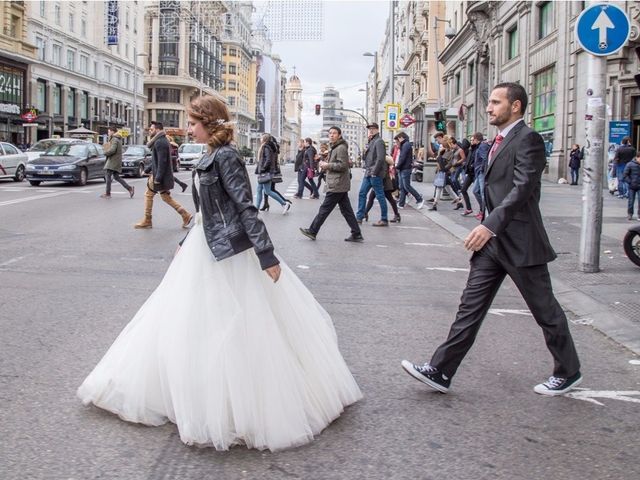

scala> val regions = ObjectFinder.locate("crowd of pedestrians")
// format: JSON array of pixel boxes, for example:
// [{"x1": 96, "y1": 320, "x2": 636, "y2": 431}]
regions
[{"x1": 609, "y1": 137, "x2": 640, "y2": 221}]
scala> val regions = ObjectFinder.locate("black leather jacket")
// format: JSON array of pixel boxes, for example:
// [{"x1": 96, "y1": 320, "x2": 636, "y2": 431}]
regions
[{"x1": 191, "y1": 145, "x2": 279, "y2": 270}]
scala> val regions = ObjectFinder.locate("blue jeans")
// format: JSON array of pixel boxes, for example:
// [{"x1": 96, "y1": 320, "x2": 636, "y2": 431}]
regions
[
  {"x1": 472, "y1": 172, "x2": 485, "y2": 213},
  {"x1": 628, "y1": 188, "x2": 640, "y2": 217},
  {"x1": 570, "y1": 168, "x2": 579, "y2": 185},
  {"x1": 398, "y1": 169, "x2": 423, "y2": 206},
  {"x1": 357, "y1": 176, "x2": 387, "y2": 221},
  {"x1": 255, "y1": 181, "x2": 285, "y2": 208},
  {"x1": 617, "y1": 164, "x2": 628, "y2": 196}
]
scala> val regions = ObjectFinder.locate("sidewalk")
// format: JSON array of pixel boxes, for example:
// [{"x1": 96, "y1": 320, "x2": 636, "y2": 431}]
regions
[{"x1": 408, "y1": 178, "x2": 640, "y2": 355}]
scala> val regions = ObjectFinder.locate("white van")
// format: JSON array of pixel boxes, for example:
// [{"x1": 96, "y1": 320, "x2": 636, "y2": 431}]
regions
[{"x1": 178, "y1": 143, "x2": 206, "y2": 170}]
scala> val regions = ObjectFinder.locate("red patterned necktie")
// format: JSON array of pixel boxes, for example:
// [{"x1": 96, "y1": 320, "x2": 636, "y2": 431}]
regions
[{"x1": 489, "y1": 134, "x2": 504, "y2": 163}]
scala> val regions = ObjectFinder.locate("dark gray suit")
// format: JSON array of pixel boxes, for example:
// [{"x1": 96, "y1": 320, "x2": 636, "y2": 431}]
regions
[{"x1": 430, "y1": 120, "x2": 580, "y2": 379}]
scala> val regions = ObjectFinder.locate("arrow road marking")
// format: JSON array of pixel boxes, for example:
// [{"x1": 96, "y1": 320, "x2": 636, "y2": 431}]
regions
[
  {"x1": 488, "y1": 309, "x2": 532, "y2": 317},
  {"x1": 426, "y1": 267, "x2": 469, "y2": 273},
  {"x1": 566, "y1": 388, "x2": 640, "y2": 406},
  {"x1": 592, "y1": 8, "x2": 614, "y2": 49}
]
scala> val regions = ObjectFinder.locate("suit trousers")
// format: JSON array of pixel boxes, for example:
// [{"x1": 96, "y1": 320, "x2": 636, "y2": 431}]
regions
[
  {"x1": 309, "y1": 191, "x2": 361, "y2": 236},
  {"x1": 430, "y1": 241, "x2": 580, "y2": 379}
]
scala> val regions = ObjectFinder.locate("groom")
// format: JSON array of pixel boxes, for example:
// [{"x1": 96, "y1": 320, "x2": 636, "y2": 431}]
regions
[{"x1": 402, "y1": 82, "x2": 581, "y2": 396}]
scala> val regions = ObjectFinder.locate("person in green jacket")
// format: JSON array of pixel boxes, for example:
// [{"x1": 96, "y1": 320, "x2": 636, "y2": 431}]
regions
[{"x1": 101, "y1": 126, "x2": 134, "y2": 199}]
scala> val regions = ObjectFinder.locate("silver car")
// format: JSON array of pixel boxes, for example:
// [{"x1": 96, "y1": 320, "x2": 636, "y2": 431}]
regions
[
  {"x1": 0, "y1": 142, "x2": 28, "y2": 182},
  {"x1": 178, "y1": 143, "x2": 206, "y2": 170}
]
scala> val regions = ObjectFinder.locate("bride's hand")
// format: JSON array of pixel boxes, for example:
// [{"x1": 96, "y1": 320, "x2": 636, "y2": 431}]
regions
[{"x1": 265, "y1": 264, "x2": 281, "y2": 282}]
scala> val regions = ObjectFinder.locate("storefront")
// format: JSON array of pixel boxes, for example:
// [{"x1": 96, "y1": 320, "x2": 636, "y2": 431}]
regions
[{"x1": 0, "y1": 58, "x2": 28, "y2": 145}]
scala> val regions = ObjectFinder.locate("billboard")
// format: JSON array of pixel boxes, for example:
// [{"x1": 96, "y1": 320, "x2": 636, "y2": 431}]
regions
[
  {"x1": 105, "y1": 1, "x2": 119, "y2": 46},
  {"x1": 256, "y1": 54, "x2": 280, "y2": 136}
]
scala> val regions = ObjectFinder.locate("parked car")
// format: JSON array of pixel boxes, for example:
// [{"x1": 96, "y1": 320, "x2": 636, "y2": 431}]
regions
[
  {"x1": 122, "y1": 145, "x2": 152, "y2": 177},
  {"x1": 178, "y1": 143, "x2": 206, "y2": 170},
  {"x1": 25, "y1": 138, "x2": 79, "y2": 162},
  {"x1": 0, "y1": 142, "x2": 28, "y2": 182},
  {"x1": 25, "y1": 141, "x2": 106, "y2": 186}
]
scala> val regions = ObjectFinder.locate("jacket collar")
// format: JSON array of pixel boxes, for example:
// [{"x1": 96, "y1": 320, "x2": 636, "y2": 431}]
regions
[{"x1": 485, "y1": 121, "x2": 526, "y2": 177}]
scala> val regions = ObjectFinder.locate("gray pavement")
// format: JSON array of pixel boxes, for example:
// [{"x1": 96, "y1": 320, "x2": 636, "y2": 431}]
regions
[
  {"x1": 407, "y1": 175, "x2": 640, "y2": 355},
  {"x1": 1, "y1": 167, "x2": 639, "y2": 479}
]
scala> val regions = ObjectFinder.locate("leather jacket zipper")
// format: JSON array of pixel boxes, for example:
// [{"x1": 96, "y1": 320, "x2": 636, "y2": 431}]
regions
[{"x1": 215, "y1": 198, "x2": 227, "y2": 227}]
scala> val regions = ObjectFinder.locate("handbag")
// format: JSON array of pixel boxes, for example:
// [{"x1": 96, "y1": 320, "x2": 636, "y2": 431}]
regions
[
  {"x1": 257, "y1": 172, "x2": 272, "y2": 184},
  {"x1": 434, "y1": 171, "x2": 446, "y2": 188},
  {"x1": 306, "y1": 167, "x2": 315, "y2": 180},
  {"x1": 271, "y1": 172, "x2": 283, "y2": 183}
]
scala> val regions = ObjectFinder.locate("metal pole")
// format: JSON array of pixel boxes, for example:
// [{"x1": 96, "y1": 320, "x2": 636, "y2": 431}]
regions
[
  {"x1": 579, "y1": 55, "x2": 606, "y2": 272},
  {"x1": 373, "y1": 52, "x2": 378, "y2": 124},
  {"x1": 389, "y1": 0, "x2": 396, "y2": 148},
  {"x1": 133, "y1": 45, "x2": 138, "y2": 144},
  {"x1": 433, "y1": 18, "x2": 443, "y2": 110}
]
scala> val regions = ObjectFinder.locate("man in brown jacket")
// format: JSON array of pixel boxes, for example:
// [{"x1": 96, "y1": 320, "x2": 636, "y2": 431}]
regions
[
  {"x1": 101, "y1": 126, "x2": 134, "y2": 199},
  {"x1": 299, "y1": 126, "x2": 363, "y2": 242}
]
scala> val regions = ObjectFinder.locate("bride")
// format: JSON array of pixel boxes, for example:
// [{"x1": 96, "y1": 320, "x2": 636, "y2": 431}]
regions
[{"x1": 77, "y1": 96, "x2": 362, "y2": 452}]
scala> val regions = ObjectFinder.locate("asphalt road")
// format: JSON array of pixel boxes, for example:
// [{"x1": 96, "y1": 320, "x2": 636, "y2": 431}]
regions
[{"x1": 1, "y1": 166, "x2": 639, "y2": 480}]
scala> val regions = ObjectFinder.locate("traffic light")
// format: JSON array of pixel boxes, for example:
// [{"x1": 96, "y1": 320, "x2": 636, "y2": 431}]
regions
[
  {"x1": 434, "y1": 109, "x2": 447, "y2": 132},
  {"x1": 315, "y1": 104, "x2": 321, "y2": 115}
]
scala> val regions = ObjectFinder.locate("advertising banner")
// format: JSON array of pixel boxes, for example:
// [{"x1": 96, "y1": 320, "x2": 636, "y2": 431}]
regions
[{"x1": 106, "y1": 1, "x2": 119, "y2": 46}]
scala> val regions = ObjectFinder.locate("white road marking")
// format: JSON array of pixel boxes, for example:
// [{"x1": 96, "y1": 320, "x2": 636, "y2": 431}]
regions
[
  {"x1": 488, "y1": 309, "x2": 531, "y2": 316},
  {"x1": 405, "y1": 242, "x2": 451, "y2": 247},
  {"x1": 0, "y1": 255, "x2": 26, "y2": 267},
  {"x1": 425, "y1": 267, "x2": 469, "y2": 273},
  {"x1": 0, "y1": 191, "x2": 71, "y2": 207},
  {"x1": 629, "y1": 360, "x2": 640, "y2": 365},
  {"x1": 375, "y1": 244, "x2": 389, "y2": 248},
  {"x1": 395, "y1": 226, "x2": 432, "y2": 231},
  {"x1": 566, "y1": 388, "x2": 640, "y2": 406},
  {"x1": 571, "y1": 317, "x2": 594, "y2": 325},
  {"x1": 297, "y1": 265, "x2": 310, "y2": 269}
]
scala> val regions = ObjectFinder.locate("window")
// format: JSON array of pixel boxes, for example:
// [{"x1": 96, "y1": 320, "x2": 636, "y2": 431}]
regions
[
  {"x1": 80, "y1": 92, "x2": 88, "y2": 118},
  {"x1": 40, "y1": 0, "x2": 45, "y2": 17},
  {"x1": 52, "y1": 84, "x2": 61, "y2": 114},
  {"x1": 36, "y1": 80, "x2": 47, "y2": 111},
  {"x1": 468, "y1": 62, "x2": 474, "y2": 87},
  {"x1": 2, "y1": 143, "x2": 19, "y2": 155},
  {"x1": 81, "y1": 18, "x2": 87, "y2": 37},
  {"x1": 465, "y1": 105, "x2": 474, "y2": 138},
  {"x1": 228, "y1": 96, "x2": 236, "y2": 106},
  {"x1": 69, "y1": 13, "x2": 74, "y2": 32},
  {"x1": 507, "y1": 26, "x2": 518, "y2": 60},
  {"x1": 36, "y1": 37, "x2": 45, "y2": 61},
  {"x1": 104, "y1": 65, "x2": 111, "y2": 83},
  {"x1": 54, "y1": 4, "x2": 61, "y2": 25},
  {"x1": 228, "y1": 64, "x2": 237, "y2": 75},
  {"x1": 155, "y1": 88, "x2": 181, "y2": 103},
  {"x1": 124, "y1": 72, "x2": 130, "y2": 90},
  {"x1": 155, "y1": 109, "x2": 180, "y2": 127},
  {"x1": 67, "y1": 50, "x2": 75, "y2": 71},
  {"x1": 115, "y1": 69, "x2": 121, "y2": 86},
  {"x1": 538, "y1": 2, "x2": 553, "y2": 39},
  {"x1": 455, "y1": 72, "x2": 461, "y2": 96},
  {"x1": 229, "y1": 47, "x2": 237, "y2": 57},
  {"x1": 80, "y1": 55, "x2": 88, "y2": 75},
  {"x1": 533, "y1": 67, "x2": 556, "y2": 134},
  {"x1": 10, "y1": 15, "x2": 19, "y2": 38},
  {"x1": 52, "y1": 44, "x2": 62, "y2": 65},
  {"x1": 67, "y1": 89, "x2": 76, "y2": 118},
  {"x1": 228, "y1": 80, "x2": 237, "y2": 91}
]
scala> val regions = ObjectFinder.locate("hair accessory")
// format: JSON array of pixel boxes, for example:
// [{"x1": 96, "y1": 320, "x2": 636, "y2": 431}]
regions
[{"x1": 215, "y1": 119, "x2": 226, "y2": 125}]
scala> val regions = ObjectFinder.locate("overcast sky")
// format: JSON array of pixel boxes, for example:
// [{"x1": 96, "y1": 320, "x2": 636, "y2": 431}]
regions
[{"x1": 260, "y1": 0, "x2": 390, "y2": 136}]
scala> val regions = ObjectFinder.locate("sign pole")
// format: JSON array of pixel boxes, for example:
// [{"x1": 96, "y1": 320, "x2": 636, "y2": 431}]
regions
[{"x1": 579, "y1": 55, "x2": 605, "y2": 272}]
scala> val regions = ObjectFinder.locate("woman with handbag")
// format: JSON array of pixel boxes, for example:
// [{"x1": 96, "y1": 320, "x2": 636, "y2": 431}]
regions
[
  {"x1": 428, "y1": 136, "x2": 461, "y2": 211},
  {"x1": 77, "y1": 95, "x2": 362, "y2": 452},
  {"x1": 259, "y1": 136, "x2": 291, "y2": 211},
  {"x1": 255, "y1": 133, "x2": 291, "y2": 214}
]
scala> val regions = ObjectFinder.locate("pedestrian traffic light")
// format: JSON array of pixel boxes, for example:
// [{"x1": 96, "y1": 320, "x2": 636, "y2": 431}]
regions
[
  {"x1": 434, "y1": 109, "x2": 447, "y2": 132},
  {"x1": 315, "y1": 104, "x2": 321, "y2": 115}
]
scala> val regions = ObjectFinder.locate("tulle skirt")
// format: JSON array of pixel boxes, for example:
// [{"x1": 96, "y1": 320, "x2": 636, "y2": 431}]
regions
[{"x1": 77, "y1": 214, "x2": 362, "y2": 451}]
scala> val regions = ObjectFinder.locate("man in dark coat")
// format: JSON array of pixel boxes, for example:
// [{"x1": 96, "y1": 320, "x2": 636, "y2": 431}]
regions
[
  {"x1": 293, "y1": 138, "x2": 315, "y2": 198},
  {"x1": 101, "y1": 126, "x2": 134, "y2": 199},
  {"x1": 134, "y1": 121, "x2": 192, "y2": 229},
  {"x1": 614, "y1": 137, "x2": 637, "y2": 198},
  {"x1": 356, "y1": 123, "x2": 389, "y2": 226},
  {"x1": 402, "y1": 82, "x2": 581, "y2": 396}
]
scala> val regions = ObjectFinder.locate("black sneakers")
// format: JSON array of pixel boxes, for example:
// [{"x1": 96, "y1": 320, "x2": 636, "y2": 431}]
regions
[
  {"x1": 534, "y1": 371, "x2": 582, "y2": 396},
  {"x1": 345, "y1": 233, "x2": 364, "y2": 242},
  {"x1": 299, "y1": 228, "x2": 316, "y2": 240},
  {"x1": 401, "y1": 360, "x2": 450, "y2": 393}
]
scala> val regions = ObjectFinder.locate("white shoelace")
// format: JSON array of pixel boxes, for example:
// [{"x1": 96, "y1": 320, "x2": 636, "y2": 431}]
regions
[{"x1": 544, "y1": 376, "x2": 566, "y2": 388}]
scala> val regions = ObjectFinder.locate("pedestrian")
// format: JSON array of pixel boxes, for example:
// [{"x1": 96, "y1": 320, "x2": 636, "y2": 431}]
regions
[
  {"x1": 470, "y1": 133, "x2": 490, "y2": 221},
  {"x1": 255, "y1": 133, "x2": 291, "y2": 214},
  {"x1": 568, "y1": 144, "x2": 582, "y2": 185},
  {"x1": 134, "y1": 121, "x2": 192, "y2": 229},
  {"x1": 315, "y1": 142, "x2": 329, "y2": 191},
  {"x1": 448, "y1": 136, "x2": 466, "y2": 198},
  {"x1": 402, "y1": 82, "x2": 582, "y2": 396},
  {"x1": 395, "y1": 132, "x2": 424, "y2": 210},
  {"x1": 168, "y1": 135, "x2": 188, "y2": 192},
  {"x1": 299, "y1": 126, "x2": 363, "y2": 242},
  {"x1": 356, "y1": 123, "x2": 389, "y2": 226},
  {"x1": 428, "y1": 136, "x2": 461, "y2": 211},
  {"x1": 363, "y1": 153, "x2": 401, "y2": 223},
  {"x1": 613, "y1": 137, "x2": 637, "y2": 198},
  {"x1": 101, "y1": 126, "x2": 134, "y2": 199},
  {"x1": 623, "y1": 152, "x2": 640, "y2": 221},
  {"x1": 293, "y1": 138, "x2": 315, "y2": 199},
  {"x1": 258, "y1": 136, "x2": 291, "y2": 211},
  {"x1": 303, "y1": 138, "x2": 320, "y2": 199},
  {"x1": 78, "y1": 95, "x2": 362, "y2": 452}
]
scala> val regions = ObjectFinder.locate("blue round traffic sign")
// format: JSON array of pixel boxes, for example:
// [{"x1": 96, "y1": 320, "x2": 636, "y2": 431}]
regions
[{"x1": 575, "y1": 3, "x2": 630, "y2": 56}]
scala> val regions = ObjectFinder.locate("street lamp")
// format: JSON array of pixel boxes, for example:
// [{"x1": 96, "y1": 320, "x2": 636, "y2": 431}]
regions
[
  {"x1": 363, "y1": 51, "x2": 377, "y2": 123},
  {"x1": 432, "y1": 16, "x2": 457, "y2": 110},
  {"x1": 132, "y1": 46, "x2": 148, "y2": 145}
]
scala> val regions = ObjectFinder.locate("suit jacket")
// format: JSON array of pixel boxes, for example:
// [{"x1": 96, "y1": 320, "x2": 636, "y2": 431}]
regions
[{"x1": 482, "y1": 121, "x2": 556, "y2": 267}]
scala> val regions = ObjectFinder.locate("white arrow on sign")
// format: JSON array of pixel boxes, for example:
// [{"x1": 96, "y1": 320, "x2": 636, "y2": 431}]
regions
[
  {"x1": 566, "y1": 388, "x2": 640, "y2": 406},
  {"x1": 488, "y1": 309, "x2": 531, "y2": 317},
  {"x1": 592, "y1": 9, "x2": 614, "y2": 49}
]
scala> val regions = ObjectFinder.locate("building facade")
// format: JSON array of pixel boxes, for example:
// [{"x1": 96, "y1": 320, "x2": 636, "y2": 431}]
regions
[
  {"x1": 320, "y1": 86, "x2": 344, "y2": 142},
  {"x1": 0, "y1": 0, "x2": 37, "y2": 145},
  {"x1": 143, "y1": 0, "x2": 226, "y2": 143}
]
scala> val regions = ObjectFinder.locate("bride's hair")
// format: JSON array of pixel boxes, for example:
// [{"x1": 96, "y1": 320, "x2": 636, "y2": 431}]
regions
[{"x1": 188, "y1": 96, "x2": 234, "y2": 148}]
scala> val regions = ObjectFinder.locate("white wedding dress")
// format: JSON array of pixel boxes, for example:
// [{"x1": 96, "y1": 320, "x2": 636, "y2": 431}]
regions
[{"x1": 78, "y1": 179, "x2": 362, "y2": 451}]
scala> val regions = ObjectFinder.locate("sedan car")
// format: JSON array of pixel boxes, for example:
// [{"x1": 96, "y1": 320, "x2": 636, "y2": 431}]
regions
[
  {"x1": 0, "y1": 142, "x2": 28, "y2": 182},
  {"x1": 25, "y1": 142, "x2": 106, "y2": 186},
  {"x1": 25, "y1": 138, "x2": 78, "y2": 162},
  {"x1": 122, "y1": 145, "x2": 152, "y2": 177},
  {"x1": 178, "y1": 143, "x2": 206, "y2": 170}
]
